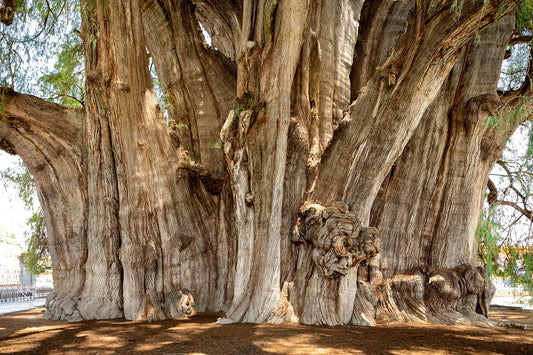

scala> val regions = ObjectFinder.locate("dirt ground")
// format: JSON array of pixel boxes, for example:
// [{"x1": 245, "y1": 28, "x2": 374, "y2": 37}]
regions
[{"x1": 0, "y1": 306, "x2": 532, "y2": 354}]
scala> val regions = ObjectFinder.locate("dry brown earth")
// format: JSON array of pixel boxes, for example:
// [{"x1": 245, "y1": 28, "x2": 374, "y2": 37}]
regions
[{"x1": 0, "y1": 306, "x2": 532, "y2": 354}]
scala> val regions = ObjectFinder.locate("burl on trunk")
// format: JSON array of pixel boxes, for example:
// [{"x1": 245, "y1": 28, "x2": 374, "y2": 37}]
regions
[{"x1": 0, "y1": 0, "x2": 528, "y2": 326}]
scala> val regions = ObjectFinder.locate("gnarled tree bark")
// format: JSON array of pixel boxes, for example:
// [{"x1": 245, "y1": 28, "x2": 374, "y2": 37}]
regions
[{"x1": 0, "y1": 0, "x2": 527, "y2": 325}]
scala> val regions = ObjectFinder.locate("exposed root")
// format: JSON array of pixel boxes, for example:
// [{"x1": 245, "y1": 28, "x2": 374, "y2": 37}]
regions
[
  {"x1": 145, "y1": 288, "x2": 196, "y2": 322},
  {"x1": 267, "y1": 282, "x2": 299, "y2": 325},
  {"x1": 44, "y1": 288, "x2": 195, "y2": 322},
  {"x1": 374, "y1": 265, "x2": 513, "y2": 327}
]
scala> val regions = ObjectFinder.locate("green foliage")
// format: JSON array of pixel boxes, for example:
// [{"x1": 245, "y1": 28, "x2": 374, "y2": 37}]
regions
[
  {"x1": 495, "y1": 4, "x2": 507, "y2": 22},
  {"x1": 233, "y1": 93, "x2": 263, "y2": 122},
  {"x1": 476, "y1": 205, "x2": 502, "y2": 277},
  {"x1": 209, "y1": 139, "x2": 223, "y2": 150},
  {"x1": 168, "y1": 118, "x2": 188, "y2": 130},
  {"x1": 487, "y1": 113, "x2": 501, "y2": 128},
  {"x1": 39, "y1": 33, "x2": 84, "y2": 107},
  {"x1": 480, "y1": 117, "x2": 533, "y2": 300},
  {"x1": 24, "y1": 211, "x2": 50, "y2": 275},
  {"x1": 449, "y1": 0, "x2": 489, "y2": 19},
  {"x1": 2, "y1": 160, "x2": 36, "y2": 207},
  {"x1": 476, "y1": 205, "x2": 533, "y2": 297},
  {"x1": 517, "y1": 0, "x2": 533, "y2": 32},
  {"x1": 1, "y1": 0, "x2": 81, "y2": 98},
  {"x1": 527, "y1": 126, "x2": 533, "y2": 159},
  {"x1": 234, "y1": 97, "x2": 254, "y2": 121},
  {"x1": 1, "y1": 159, "x2": 49, "y2": 274},
  {"x1": 450, "y1": 0, "x2": 465, "y2": 19},
  {"x1": 0, "y1": 90, "x2": 6, "y2": 121},
  {"x1": 0, "y1": 227, "x2": 20, "y2": 246},
  {"x1": 499, "y1": 44, "x2": 531, "y2": 92}
]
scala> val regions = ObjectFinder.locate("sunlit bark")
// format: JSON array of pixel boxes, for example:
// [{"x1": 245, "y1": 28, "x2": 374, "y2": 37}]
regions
[{"x1": 0, "y1": 0, "x2": 527, "y2": 325}]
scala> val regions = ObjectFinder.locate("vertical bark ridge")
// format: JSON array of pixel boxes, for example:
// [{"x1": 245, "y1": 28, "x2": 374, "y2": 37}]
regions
[
  {"x1": 312, "y1": 1, "x2": 518, "y2": 225},
  {"x1": 371, "y1": 14, "x2": 515, "y2": 278},
  {"x1": 291, "y1": 2, "x2": 520, "y2": 326},
  {"x1": 193, "y1": 0, "x2": 243, "y2": 61},
  {"x1": 142, "y1": 0, "x2": 238, "y2": 313},
  {"x1": 5, "y1": 0, "x2": 529, "y2": 327},
  {"x1": 427, "y1": 14, "x2": 516, "y2": 268},
  {"x1": 0, "y1": 90, "x2": 88, "y2": 321},
  {"x1": 361, "y1": 14, "x2": 516, "y2": 325},
  {"x1": 143, "y1": 0, "x2": 236, "y2": 179},
  {"x1": 350, "y1": 0, "x2": 411, "y2": 100},
  {"x1": 280, "y1": 0, "x2": 365, "y2": 325},
  {"x1": 313, "y1": 0, "x2": 362, "y2": 150},
  {"x1": 221, "y1": 0, "x2": 309, "y2": 324},
  {"x1": 81, "y1": 0, "x2": 201, "y2": 320}
]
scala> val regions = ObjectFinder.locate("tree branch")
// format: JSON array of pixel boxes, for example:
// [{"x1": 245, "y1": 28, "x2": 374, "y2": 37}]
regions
[
  {"x1": 499, "y1": 200, "x2": 533, "y2": 221},
  {"x1": 508, "y1": 34, "x2": 532, "y2": 46},
  {"x1": 142, "y1": 0, "x2": 236, "y2": 178},
  {"x1": 500, "y1": 38, "x2": 533, "y2": 100},
  {"x1": 487, "y1": 177, "x2": 498, "y2": 206},
  {"x1": 0, "y1": 88, "x2": 83, "y2": 159},
  {"x1": 497, "y1": 160, "x2": 513, "y2": 180}
]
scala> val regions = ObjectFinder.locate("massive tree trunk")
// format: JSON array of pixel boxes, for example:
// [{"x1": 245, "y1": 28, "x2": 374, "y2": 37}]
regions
[{"x1": 0, "y1": 0, "x2": 529, "y2": 325}]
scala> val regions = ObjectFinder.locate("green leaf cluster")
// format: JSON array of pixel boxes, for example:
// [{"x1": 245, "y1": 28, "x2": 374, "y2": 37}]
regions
[
  {"x1": 1, "y1": 159, "x2": 36, "y2": 207},
  {"x1": 517, "y1": 0, "x2": 533, "y2": 32},
  {"x1": 476, "y1": 206, "x2": 503, "y2": 278},
  {"x1": 1, "y1": 1, "x2": 81, "y2": 101},
  {"x1": 233, "y1": 93, "x2": 261, "y2": 122},
  {"x1": 1, "y1": 159, "x2": 49, "y2": 274},
  {"x1": 477, "y1": 204, "x2": 533, "y2": 300},
  {"x1": 0, "y1": 227, "x2": 20, "y2": 246},
  {"x1": 39, "y1": 34, "x2": 84, "y2": 108},
  {"x1": 24, "y1": 211, "x2": 49, "y2": 275}
]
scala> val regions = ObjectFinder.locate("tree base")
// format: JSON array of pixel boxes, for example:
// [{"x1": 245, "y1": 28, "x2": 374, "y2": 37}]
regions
[
  {"x1": 43, "y1": 288, "x2": 196, "y2": 322},
  {"x1": 43, "y1": 293, "x2": 123, "y2": 322},
  {"x1": 372, "y1": 265, "x2": 497, "y2": 327}
]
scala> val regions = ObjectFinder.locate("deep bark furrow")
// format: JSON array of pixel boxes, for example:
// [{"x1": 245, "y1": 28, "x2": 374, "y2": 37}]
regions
[
  {"x1": 0, "y1": 91, "x2": 87, "y2": 319},
  {"x1": 313, "y1": 1, "x2": 519, "y2": 224},
  {"x1": 143, "y1": 0, "x2": 236, "y2": 178},
  {"x1": 4, "y1": 0, "x2": 529, "y2": 327},
  {"x1": 193, "y1": 0, "x2": 243, "y2": 61},
  {"x1": 368, "y1": 13, "x2": 514, "y2": 285},
  {"x1": 221, "y1": 0, "x2": 310, "y2": 323},
  {"x1": 350, "y1": 0, "x2": 412, "y2": 100}
]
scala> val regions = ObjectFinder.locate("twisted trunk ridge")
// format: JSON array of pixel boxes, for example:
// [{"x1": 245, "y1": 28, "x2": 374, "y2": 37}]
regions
[{"x1": 0, "y1": 0, "x2": 526, "y2": 326}]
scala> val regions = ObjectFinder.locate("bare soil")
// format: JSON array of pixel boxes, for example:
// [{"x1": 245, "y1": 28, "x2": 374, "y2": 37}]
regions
[{"x1": 0, "y1": 306, "x2": 532, "y2": 354}]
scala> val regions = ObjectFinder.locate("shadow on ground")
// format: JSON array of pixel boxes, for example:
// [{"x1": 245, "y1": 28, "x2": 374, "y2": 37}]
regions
[{"x1": 0, "y1": 307, "x2": 532, "y2": 354}]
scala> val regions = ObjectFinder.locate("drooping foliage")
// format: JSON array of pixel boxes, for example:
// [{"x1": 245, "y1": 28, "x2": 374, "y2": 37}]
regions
[
  {"x1": 1, "y1": 158, "x2": 48, "y2": 274},
  {"x1": 0, "y1": 0, "x2": 81, "y2": 100}
]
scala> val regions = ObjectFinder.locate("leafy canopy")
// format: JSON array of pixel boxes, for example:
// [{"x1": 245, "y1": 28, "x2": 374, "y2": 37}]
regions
[{"x1": 0, "y1": 0, "x2": 83, "y2": 106}]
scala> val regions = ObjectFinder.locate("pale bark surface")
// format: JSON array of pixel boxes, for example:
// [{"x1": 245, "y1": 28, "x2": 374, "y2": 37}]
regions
[{"x1": 0, "y1": 0, "x2": 528, "y2": 326}]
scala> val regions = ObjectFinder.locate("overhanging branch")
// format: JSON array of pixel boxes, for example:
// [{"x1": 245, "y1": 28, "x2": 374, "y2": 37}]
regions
[
  {"x1": 0, "y1": 88, "x2": 83, "y2": 159},
  {"x1": 508, "y1": 34, "x2": 532, "y2": 46},
  {"x1": 500, "y1": 200, "x2": 533, "y2": 221}
]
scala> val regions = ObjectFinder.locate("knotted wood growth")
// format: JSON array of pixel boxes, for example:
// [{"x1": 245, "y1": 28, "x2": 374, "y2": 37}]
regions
[
  {"x1": 0, "y1": 0, "x2": 528, "y2": 327},
  {"x1": 294, "y1": 202, "x2": 380, "y2": 278},
  {"x1": 376, "y1": 265, "x2": 497, "y2": 326}
]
